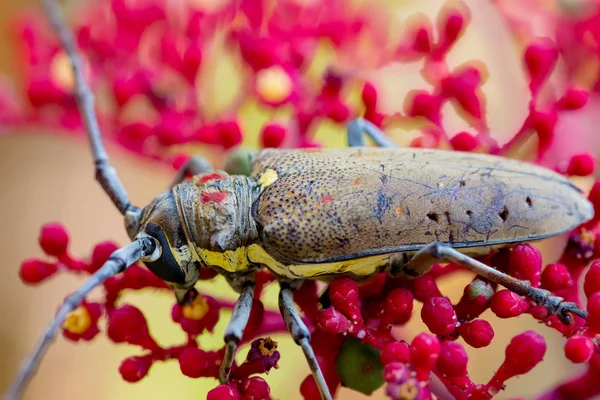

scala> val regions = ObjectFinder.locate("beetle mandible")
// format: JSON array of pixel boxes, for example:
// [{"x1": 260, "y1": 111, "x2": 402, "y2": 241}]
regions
[{"x1": 6, "y1": 1, "x2": 594, "y2": 400}]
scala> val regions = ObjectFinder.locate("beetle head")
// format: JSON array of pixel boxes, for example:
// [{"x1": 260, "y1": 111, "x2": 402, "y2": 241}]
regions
[{"x1": 131, "y1": 189, "x2": 200, "y2": 303}]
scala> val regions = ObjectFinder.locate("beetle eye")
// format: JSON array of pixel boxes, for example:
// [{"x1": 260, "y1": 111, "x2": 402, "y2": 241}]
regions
[{"x1": 141, "y1": 222, "x2": 187, "y2": 285}]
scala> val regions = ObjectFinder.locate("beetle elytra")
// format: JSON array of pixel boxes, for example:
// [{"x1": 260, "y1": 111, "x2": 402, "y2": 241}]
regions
[{"x1": 6, "y1": 1, "x2": 594, "y2": 400}]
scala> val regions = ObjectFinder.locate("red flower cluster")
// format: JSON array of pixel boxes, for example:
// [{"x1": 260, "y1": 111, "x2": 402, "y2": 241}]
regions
[{"x1": 6, "y1": 0, "x2": 600, "y2": 399}]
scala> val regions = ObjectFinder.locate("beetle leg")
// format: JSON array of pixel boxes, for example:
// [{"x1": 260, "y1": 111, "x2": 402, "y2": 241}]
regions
[
  {"x1": 405, "y1": 242, "x2": 588, "y2": 324},
  {"x1": 279, "y1": 284, "x2": 333, "y2": 400},
  {"x1": 347, "y1": 118, "x2": 397, "y2": 148},
  {"x1": 169, "y1": 156, "x2": 213, "y2": 188},
  {"x1": 219, "y1": 282, "x2": 255, "y2": 384}
]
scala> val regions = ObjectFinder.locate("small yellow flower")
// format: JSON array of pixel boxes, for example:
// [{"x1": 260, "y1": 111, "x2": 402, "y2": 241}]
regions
[
  {"x1": 182, "y1": 294, "x2": 209, "y2": 320},
  {"x1": 63, "y1": 305, "x2": 92, "y2": 334},
  {"x1": 258, "y1": 337, "x2": 278, "y2": 357},
  {"x1": 256, "y1": 66, "x2": 293, "y2": 103}
]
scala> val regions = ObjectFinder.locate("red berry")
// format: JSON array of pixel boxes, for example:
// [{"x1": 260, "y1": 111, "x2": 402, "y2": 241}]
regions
[
  {"x1": 437, "y1": 341, "x2": 468, "y2": 377},
  {"x1": 119, "y1": 356, "x2": 152, "y2": 383},
  {"x1": 503, "y1": 331, "x2": 546, "y2": 375},
  {"x1": 564, "y1": 335, "x2": 594, "y2": 364},
  {"x1": 458, "y1": 319, "x2": 494, "y2": 348},
  {"x1": 207, "y1": 384, "x2": 240, "y2": 400},
  {"x1": 567, "y1": 153, "x2": 597, "y2": 177},
  {"x1": 39, "y1": 223, "x2": 69, "y2": 256},
  {"x1": 508, "y1": 244, "x2": 542, "y2": 287},
  {"x1": 179, "y1": 347, "x2": 210, "y2": 378},
  {"x1": 491, "y1": 290, "x2": 529, "y2": 318},
  {"x1": 380, "y1": 341, "x2": 410, "y2": 365},
  {"x1": 243, "y1": 376, "x2": 270, "y2": 399},
  {"x1": 450, "y1": 131, "x2": 478, "y2": 151},
  {"x1": 584, "y1": 260, "x2": 600, "y2": 297},
  {"x1": 541, "y1": 263, "x2": 572, "y2": 291},
  {"x1": 421, "y1": 297, "x2": 457, "y2": 336},
  {"x1": 260, "y1": 123, "x2": 286, "y2": 148},
  {"x1": 19, "y1": 258, "x2": 57, "y2": 284}
]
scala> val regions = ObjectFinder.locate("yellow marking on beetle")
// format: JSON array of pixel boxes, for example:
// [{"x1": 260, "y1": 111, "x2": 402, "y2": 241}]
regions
[
  {"x1": 197, "y1": 247, "x2": 250, "y2": 273},
  {"x1": 247, "y1": 244, "x2": 391, "y2": 279},
  {"x1": 259, "y1": 168, "x2": 279, "y2": 189}
]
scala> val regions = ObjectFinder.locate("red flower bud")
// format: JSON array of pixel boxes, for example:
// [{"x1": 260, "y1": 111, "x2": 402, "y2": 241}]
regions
[
  {"x1": 89, "y1": 241, "x2": 119, "y2": 273},
  {"x1": 491, "y1": 290, "x2": 529, "y2": 318},
  {"x1": 566, "y1": 153, "x2": 597, "y2": 177},
  {"x1": 317, "y1": 307, "x2": 352, "y2": 334},
  {"x1": 588, "y1": 292, "x2": 600, "y2": 332},
  {"x1": 119, "y1": 356, "x2": 152, "y2": 383},
  {"x1": 243, "y1": 376, "x2": 270, "y2": 400},
  {"x1": 108, "y1": 305, "x2": 156, "y2": 349},
  {"x1": 437, "y1": 341, "x2": 468, "y2": 377},
  {"x1": 584, "y1": 260, "x2": 600, "y2": 298},
  {"x1": 380, "y1": 341, "x2": 410, "y2": 365},
  {"x1": 329, "y1": 278, "x2": 362, "y2": 323},
  {"x1": 410, "y1": 333, "x2": 440, "y2": 379},
  {"x1": 564, "y1": 335, "x2": 594, "y2": 364},
  {"x1": 179, "y1": 347, "x2": 210, "y2": 378},
  {"x1": 19, "y1": 258, "x2": 57, "y2": 284},
  {"x1": 508, "y1": 244, "x2": 542, "y2": 287},
  {"x1": 260, "y1": 123, "x2": 286, "y2": 148},
  {"x1": 458, "y1": 319, "x2": 494, "y2": 348},
  {"x1": 362, "y1": 82, "x2": 378, "y2": 109},
  {"x1": 450, "y1": 131, "x2": 479, "y2": 151},
  {"x1": 557, "y1": 88, "x2": 589, "y2": 110},
  {"x1": 524, "y1": 38, "x2": 558, "y2": 93},
  {"x1": 207, "y1": 384, "x2": 240, "y2": 400},
  {"x1": 502, "y1": 331, "x2": 546, "y2": 375},
  {"x1": 39, "y1": 223, "x2": 69, "y2": 256},
  {"x1": 381, "y1": 288, "x2": 414, "y2": 328},
  {"x1": 217, "y1": 120, "x2": 243, "y2": 150},
  {"x1": 541, "y1": 263, "x2": 572, "y2": 291},
  {"x1": 421, "y1": 297, "x2": 457, "y2": 336}
]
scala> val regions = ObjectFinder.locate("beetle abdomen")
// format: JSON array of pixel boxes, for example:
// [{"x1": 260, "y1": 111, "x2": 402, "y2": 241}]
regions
[{"x1": 251, "y1": 148, "x2": 593, "y2": 264}]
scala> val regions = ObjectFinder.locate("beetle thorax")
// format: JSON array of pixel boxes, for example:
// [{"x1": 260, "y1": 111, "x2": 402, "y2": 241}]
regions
[{"x1": 174, "y1": 172, "x2": 260, "y2": 255}]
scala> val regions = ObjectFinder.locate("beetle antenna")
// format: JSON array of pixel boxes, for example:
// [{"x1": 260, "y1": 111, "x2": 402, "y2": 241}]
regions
[
  {"x1": 41, "y1": 0, "x2": 134, "y2": 216},
  {"x1": 5, "y1": 237, "x2": 157, "y2": 400}
]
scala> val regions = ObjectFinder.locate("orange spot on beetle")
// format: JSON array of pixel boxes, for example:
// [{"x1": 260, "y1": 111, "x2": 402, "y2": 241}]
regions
[
  {"x1": 395, "y1": 208, "x2": 403, "y2": 215},
  {"x1": 353, "y1": 178, "x2": 361, "y2": 185},
  {"x1": 321, "y1": 194, "x2": 334, "y2": 204},
  {"x1": 201, "y1": 191, "x2": 229, "y2": 204},
  {"x1": 197, "y1": 173, "x2": 226, "y2": 183}
]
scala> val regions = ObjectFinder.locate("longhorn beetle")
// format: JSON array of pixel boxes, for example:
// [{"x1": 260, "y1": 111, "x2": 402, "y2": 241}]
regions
[{"x1": 7, "y1": 1, "x2": 595, "y2": 400}]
